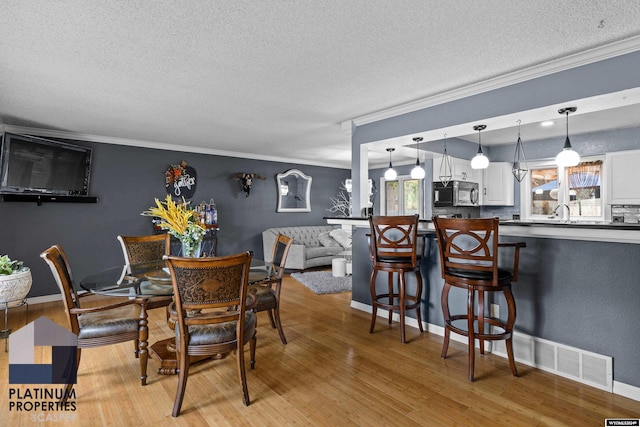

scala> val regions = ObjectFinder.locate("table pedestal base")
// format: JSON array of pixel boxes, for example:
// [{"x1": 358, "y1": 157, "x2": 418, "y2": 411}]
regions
[{"x1": 149, "y1": 337, "x2": 229, "y2": 375}]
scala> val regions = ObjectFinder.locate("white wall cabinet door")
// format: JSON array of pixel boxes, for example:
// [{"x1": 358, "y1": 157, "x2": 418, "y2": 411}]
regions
[
  {"x1": 481, "y1": 162, "x2": 515, "y2": 206},
  {"x1": 607, "y1": 150, "x2": 640, "y2": 204},
  {"x1": 432, "y1": 156, "x2": 479, "y2": 183},
  {"x1": 464, "y1": 159, "x2": 481, "y2": 183}
]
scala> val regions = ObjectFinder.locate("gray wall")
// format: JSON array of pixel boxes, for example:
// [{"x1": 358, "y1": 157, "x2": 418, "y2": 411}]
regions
[
  {"x1": 350, "y1": 50, "x2": 640, "y2": 389},
  {"x1": 352, "y1": 230, "x2": 640, "y2": 387},
  {"x1": 0, "y1": 139, "x2": 349, "y2": 297}
]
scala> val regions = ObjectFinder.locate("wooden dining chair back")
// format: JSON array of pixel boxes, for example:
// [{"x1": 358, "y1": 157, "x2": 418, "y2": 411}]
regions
[
  {"x1": 368, "y1": 215, "x2": 424, "y2": 343},
  {"x1": 118, "y1": 234, "x2": 170, "y2": 267},
  {"x1": 249, "y1": 233, "x2": 293, "y2": 344},
  {"x1": 117, "y1": 234, "x2": 172, "y2": 310},
  {"x1": 40, "y1": 245, "x2": 148, "y2": 402},
  {"x1": 432, "y1": 217, "x2": 525, "y2": 381},
  {"x1": 164, "y1": 251, "x2": 257, "y2": 417}
]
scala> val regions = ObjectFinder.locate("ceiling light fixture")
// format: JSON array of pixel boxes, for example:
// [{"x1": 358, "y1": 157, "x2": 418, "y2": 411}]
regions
[
  {"x1": 410, "y1": 137, "x2": 425, "y2": 179},
  {"x1": 439, "y1": 133, "x2": 452, "y2": 187},
  {"x1": 512, "y1": 119, "x2": 528, "y2": 182},
  {"x1": 555, "y1": 107, "x2": 580, "y2": 167},
  {"x1": 384, "y1": 148, "x2": 397, "y2": 180},
  {"x1": 470, "y1": 124, "x2": 489, "y2": 169}
]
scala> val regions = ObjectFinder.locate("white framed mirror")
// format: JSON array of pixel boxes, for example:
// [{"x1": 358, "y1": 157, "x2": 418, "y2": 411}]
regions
[{"x1": 277, "y1": 169, "x2": 312, "y2": 212}]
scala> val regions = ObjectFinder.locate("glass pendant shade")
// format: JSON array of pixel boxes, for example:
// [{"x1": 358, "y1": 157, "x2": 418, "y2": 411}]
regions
[
  {"x1": 384, "y1": 148, "x2": 397, "y2": 180},
  {"x1": 384, "y1": 167, "x2": 397, "y2": 180},
  {"x1": 411, "y1": 161, "x2": 425, "y2": 179},
  {"x1": 556, "y1": 143, "x2": 580, "y2": 167},
  {"x1": 512, "y1": 122, "x2": 529, "y2": 182},
  {"x1": 471, "y1": 151, "x2": 489, "y2": 169},
  {"x1": 471, "y1": 124, "x2": 489, "y2": 170},
  {"x1": 556, "y1": 107, "x2": 580, "y2": 167},
  {"x1": 410, "y1": 137, "x2": 425, "y2": 179}
]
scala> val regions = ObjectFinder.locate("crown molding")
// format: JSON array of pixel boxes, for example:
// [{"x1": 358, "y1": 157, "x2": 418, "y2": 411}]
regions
[
  {"x1": 345, "y1": 35, "x2": 640, "y2": 128},
  {"x1": 1, "y1": 125, "x2": 350, "y2": 170}
]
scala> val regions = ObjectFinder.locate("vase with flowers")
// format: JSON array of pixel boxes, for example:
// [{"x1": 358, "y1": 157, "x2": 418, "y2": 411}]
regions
[{"x1": 141, "y1": 195, "x2": 206, "y2": 257}]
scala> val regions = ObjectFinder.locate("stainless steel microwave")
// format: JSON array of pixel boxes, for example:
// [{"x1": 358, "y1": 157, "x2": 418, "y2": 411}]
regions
[{"x1": 433, "y1": 181, "x2": 479, "y2": 207}]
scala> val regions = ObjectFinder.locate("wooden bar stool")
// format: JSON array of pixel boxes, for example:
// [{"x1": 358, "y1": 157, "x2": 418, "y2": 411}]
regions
[
  {"x1": 432, "y1": 217, "x2": 525, "y2": 381},
  {"x1": 368, "y1": 215, "x2": 424, "y2": 344}
]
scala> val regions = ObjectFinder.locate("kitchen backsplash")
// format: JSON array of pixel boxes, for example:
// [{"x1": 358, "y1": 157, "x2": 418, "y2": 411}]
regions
[
  {"x1": 480, "y1": 205, "x2": 521, "y2": 220},
  {"x1": 611, "y1": 205, "x2": 640, "y2": 223},
  {"x1": 432, "y1": 206, "x2": 480, "y2": 218},
  {"x1": 432, "y1": 206, "x2": 522, "y2": 219}
]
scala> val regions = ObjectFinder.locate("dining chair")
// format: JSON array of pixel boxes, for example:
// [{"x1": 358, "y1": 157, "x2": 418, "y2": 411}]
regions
[
  {"x1": 164, "y1": 251, "x2": 257, "y2": 417},
  {"x1": 368, "y1": 215, "x2": 424, "y2": 343},
  {"x1": 40, "y1": 245, "x2": 148, "y2": 402},
  {"x1": 249, "y1": 233, "x2": 293, "y2": 344},
  {"x1": 432, "y1": 217, "x2": 526, "y2": 381},
  {"x1": 117, "y1": 234, "x2": 172, "y2": 310}
]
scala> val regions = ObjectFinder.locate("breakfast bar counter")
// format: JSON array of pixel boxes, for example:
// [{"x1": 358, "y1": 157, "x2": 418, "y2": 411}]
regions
[
  {"x1": 327, "y1": 216, "x2": 640, "y2": 244},
  {"x1": 325, "y1": 216, "x2": 640, "y2": 399}
]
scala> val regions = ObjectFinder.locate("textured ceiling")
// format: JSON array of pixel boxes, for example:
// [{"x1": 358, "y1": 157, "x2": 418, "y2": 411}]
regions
[{"x1": 2, "y1": 1, "x2": 640, "y2": 168}]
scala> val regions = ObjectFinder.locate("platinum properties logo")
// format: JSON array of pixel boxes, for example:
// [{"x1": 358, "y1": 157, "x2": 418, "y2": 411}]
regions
[{"x1": 8, "y1": 317, "x2": 78, "y2": 422}]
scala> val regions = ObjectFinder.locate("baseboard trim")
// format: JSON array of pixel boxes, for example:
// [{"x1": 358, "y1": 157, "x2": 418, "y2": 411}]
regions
[
  {"x1": 350, "y1": 300, "x2": 640, "y2": 402},
  {"x1": 614, "y1": 381, "x2": 640, "y2": 402}
]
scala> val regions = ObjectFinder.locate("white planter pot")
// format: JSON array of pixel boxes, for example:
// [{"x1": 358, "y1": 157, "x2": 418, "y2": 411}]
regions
[{"x1": 0, "y1": 268, "x2": 32, "y2": 307}]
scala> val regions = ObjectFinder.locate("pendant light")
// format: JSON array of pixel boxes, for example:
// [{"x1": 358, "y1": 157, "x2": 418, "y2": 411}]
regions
[
  {"x1": 512, "y1": 119, "x2": 529, "y2": 182},
  {"x1": 470, "y1": 124, "x2": 489, "y2": 169},
  {"x1": 384, "y1": 148, "x2": 397, "y2": 180},
  {"x1": 439, "y1": 133, "x2": 453, "y2": 187},
  {"x1": 555, "y1": 107, "x2": 580, "y2": 167},
  {"x1": 410, "y1": 137, "x2": 426, "y2": 179}
]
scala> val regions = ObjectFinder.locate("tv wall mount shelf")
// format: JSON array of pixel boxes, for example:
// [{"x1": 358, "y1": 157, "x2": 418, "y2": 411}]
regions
[{"x1": 1, "y1": 194, "x2": 98, "y2": 205}]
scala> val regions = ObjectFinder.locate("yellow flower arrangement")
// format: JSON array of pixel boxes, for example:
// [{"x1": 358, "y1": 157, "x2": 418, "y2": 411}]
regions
[{"x1": 141, "y1": 195, "x2": 206, "y2": 256}]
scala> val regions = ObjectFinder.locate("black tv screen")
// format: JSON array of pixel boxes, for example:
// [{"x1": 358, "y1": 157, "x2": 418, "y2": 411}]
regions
[{"x1": 0, "y1": 133, "x2": 92, "y2": 196}]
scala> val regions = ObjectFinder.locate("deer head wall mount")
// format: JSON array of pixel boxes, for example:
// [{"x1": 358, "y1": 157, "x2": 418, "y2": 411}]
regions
[{"x1": 233, "y1": 173, "x2": 266, "y2": 197}]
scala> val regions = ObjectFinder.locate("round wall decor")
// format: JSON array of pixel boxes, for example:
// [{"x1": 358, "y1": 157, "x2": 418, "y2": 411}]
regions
[{"x1": 165, "y1": 161, "x2": 197, "y2": 199}]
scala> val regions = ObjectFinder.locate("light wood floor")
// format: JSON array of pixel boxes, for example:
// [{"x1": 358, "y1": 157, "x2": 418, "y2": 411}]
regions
[{"x1": 2, "y1": 273, "x2": 640, "y2": 426}]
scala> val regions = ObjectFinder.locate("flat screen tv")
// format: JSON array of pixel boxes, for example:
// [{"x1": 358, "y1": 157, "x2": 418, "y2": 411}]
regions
[{"x1": 0, "y1": 132, "x2": 92, "y2": 196}]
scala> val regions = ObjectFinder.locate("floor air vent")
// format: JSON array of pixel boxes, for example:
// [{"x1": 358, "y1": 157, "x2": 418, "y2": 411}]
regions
[{"x1": 491, "y1": 332, "x2": 612, "y2": 392}]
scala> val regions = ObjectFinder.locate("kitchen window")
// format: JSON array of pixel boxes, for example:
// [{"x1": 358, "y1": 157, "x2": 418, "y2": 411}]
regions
[
  {"x1": 521, "y1": 158, "x2": 604, "y2": 221},
  {"x1": 380, "y1": 175, "x2": 424, "y2": 217}
]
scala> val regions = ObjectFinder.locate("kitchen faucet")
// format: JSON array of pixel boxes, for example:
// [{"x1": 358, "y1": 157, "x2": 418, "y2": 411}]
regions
[{"x1": 553, "y1": 203, "x2": 570, "y2": 222}]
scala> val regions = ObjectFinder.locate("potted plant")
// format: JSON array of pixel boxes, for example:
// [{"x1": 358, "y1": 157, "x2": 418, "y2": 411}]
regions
[
  {"x1": 0, "y1": 255, "x2": 32, "y2": 306},
  {"x1": 141, "y1": 195, "x2": 207, "y2": 257}
]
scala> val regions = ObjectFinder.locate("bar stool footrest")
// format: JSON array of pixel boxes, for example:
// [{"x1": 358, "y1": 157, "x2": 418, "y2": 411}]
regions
[{"x1": 445, "y1": 315, "x2": 512, "y2": 341}]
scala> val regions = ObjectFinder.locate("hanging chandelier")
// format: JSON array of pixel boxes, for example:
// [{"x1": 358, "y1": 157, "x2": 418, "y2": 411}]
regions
[
  {"x1": 470, "y1": 124, "x2": 489, "y2": 169},
  {"x1": 410, "y1": 137, "x2": 426, "y2": 179},
  {"x1": 512, "y1": 120, "x2": 529, "y2": 182},
  {"x1": 439, "y1": 133, "x2": 452, "y2": 186}
]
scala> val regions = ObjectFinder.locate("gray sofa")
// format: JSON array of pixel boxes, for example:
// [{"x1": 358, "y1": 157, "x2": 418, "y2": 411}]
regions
[{"x1": 262, "y1": 225, "x2": 351, "y2": 270}]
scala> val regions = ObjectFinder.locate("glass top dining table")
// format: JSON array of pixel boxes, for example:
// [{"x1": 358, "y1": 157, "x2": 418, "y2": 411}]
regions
[{"x1": 79, "y1": 258, "x2": 278, "y2": 297}]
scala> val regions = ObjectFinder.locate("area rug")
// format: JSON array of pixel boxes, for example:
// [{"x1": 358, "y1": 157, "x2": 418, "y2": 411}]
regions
[{"x1": 290, "y1": 271, "x2": 352, "y2": 295}]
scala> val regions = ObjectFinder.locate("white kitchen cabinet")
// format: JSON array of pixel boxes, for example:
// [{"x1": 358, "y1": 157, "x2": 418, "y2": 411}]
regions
[
  {"x1": 606, "y1": 150, "x2": 640, "y2": 204},
  {"x1": 480, "y1": 162, "x2": 514, "y2": 206},
  {"x1": 432, "y1": 156, "x2": 479, "y2": 183}
]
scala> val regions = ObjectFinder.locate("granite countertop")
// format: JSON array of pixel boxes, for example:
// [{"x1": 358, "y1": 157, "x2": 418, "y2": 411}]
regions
[
  {"x1": 325, "y1": 216, "x2": 640, "y2": 230},
  {"x1": 498, "y1": 219, "x2": 640, "y2": 230},
  {"x1": 325, "y1": 217, "x2": 640, "y2": 244}
]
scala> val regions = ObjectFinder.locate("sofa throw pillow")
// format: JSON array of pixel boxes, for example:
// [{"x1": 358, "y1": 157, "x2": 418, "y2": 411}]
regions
[
  {"x1": 329, "y1": 229, "x2": 352, "y2": 249},
  {"x1": 318, "y1": 231, "x2": 341, "y2": 248}
]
